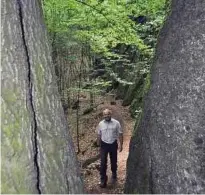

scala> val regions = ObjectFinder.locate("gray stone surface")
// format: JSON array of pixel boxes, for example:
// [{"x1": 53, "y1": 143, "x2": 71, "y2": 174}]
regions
[
  {"x1": 125, "y1": 0, "x2": 205, "y2": 193},
  {"x1": 1, "y1": 0, "x2": 84, "y2": 193}
]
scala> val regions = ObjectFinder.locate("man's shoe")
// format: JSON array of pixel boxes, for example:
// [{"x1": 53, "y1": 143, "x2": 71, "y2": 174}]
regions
[
  {"x1": 111, "y1": 173, "x2": 117, "y2": 184},
  {"x1": 100, "y1": 176, "x2": 108, "y2": 188},
  {"x1": 100, "y1": 182, "x2": 106, "y2": 188},
  {"x1": 111, "y1": 177, "x2": 117, "y2": 185}
]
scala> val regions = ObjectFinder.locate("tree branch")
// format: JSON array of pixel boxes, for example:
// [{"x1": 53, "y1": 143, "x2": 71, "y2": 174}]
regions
[{"x1": 75, "y1": 0, "x2": 112, "y2": 24}]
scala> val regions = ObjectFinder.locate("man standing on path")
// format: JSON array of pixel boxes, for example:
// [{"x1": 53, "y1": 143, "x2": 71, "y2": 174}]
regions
[{"x1": 96, "y1": 108, "x2": 123, "y2": 188}]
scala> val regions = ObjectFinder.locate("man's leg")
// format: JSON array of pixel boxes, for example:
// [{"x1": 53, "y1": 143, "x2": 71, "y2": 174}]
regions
[
  {"x1": 109, "y1": 141, "x2": 118, "y2": 182},
  {"x1": 100, "y1": 141, "x2": 108, "y2": 187}
]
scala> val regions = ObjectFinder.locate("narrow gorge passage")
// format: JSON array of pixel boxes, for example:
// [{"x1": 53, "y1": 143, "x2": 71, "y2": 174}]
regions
[
  {"x1": 85, "y1": 102, "x2": 133, "y2": 194},
  {"x1": 69, "y1": 98, "x2": 135, "y2": 194}
]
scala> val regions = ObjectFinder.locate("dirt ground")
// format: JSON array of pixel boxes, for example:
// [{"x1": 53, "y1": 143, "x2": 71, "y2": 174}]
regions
[{"x1": 68, "y1": 95, "x2": 135, "y2": 194}]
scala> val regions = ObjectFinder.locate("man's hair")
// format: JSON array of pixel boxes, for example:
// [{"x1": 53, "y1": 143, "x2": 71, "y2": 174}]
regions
[{"x1": 103, "y1": 108, "x2": 112, "y2": 115}]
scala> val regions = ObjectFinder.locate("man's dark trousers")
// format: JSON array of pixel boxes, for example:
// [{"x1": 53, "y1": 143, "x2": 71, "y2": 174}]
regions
[{"x1": 100, "y1": 140, "x2": 118, "y2": 182}]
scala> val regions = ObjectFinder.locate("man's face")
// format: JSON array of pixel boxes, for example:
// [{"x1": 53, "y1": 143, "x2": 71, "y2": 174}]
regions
[{"x1": 103, "y1": 112, "x2": 111, "y2": 122}]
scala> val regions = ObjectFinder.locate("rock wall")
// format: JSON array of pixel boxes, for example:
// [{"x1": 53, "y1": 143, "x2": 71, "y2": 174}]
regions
[
  {"x1": 1, "y1": 0, "x2": 84, "y2": 193},
  {"x1": 125, "y1": 0, "x2": 205, "y2": 193}
]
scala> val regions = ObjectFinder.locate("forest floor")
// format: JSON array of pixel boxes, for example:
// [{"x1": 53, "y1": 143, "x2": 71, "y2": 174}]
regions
[{"x1": 67, "y1": 94, "x2": 135, "y2": 194}]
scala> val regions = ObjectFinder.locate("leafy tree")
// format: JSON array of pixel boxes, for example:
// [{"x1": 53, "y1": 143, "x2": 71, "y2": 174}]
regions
[{"x1": 42, "y1": 0, "x2": 167, "y2": 118}]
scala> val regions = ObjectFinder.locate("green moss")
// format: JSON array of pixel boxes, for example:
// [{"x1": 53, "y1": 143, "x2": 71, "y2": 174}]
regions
[
  {"x1": 2, "y1": 90, "x2": 17, "y2": 103},
  {"x1": 143, "y1": 72, "x2": 151, "y2": 96},
  {"x1": 3, "y1": 122, "x2": 23, "y2": 151},
  {"x1": 1, "y1": 87, "x2": 31, "y2": 193},
  {"x1": 2, "y1": 88, "x2": 20, "y2": 104},
  {"x1": 1, "y1": 161, "x2": 31, "y2": 194},
  {"x1": 129, "y1": 71, "x2": 151, "y2": 135},
  {"x1": 129, "y1": 80, "x2": 144, "y2": 117},
  {"x1": 2, "y1": 102, "x2": 21, "y2": 141}
]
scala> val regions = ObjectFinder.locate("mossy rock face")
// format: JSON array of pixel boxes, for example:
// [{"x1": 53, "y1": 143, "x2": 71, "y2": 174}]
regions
[
  {"x1": 116, "y1": 83, "x2": 129, "y2": 99},
  {"x1": 1, "y1": 87, "x2": 36, "y2": 194},
  {"x1": 1, "y1": 1, "x2": 83, "y2": 193},
  {"x1": 122, "y1": 75, "x2": 143, "y2": 106},
  {"x1": 129, "y1": 84, "x2": 144, "y2": 117},
  {"x1": 129, "y1": 72, "x2": 151, "y2": 119},
  {"x1": 125, "y1": 1, "x2": 205, "y2": 193}
]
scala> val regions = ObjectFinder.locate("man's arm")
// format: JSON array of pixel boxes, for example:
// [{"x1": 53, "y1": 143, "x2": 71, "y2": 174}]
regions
[
  {"x1": 96, "y1": 124, "x2": 101, "y2": 146},
  {"x1": 117, "y1": 122, "x2": 123, "y2": 152},
  {"x1": 119, "y1": 133, "x2": 123, "y2": 146},
  {"x1": 118, "y1": 133, "x2": 123, "y2": 152},
  {"x1": 97, "y1": 134, "x2": 101, "y2": 146}
]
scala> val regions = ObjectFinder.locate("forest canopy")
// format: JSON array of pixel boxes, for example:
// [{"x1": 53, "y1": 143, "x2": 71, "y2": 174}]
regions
[{"x1": 42, "y1": 0, "x2": 167, "y2": 56}]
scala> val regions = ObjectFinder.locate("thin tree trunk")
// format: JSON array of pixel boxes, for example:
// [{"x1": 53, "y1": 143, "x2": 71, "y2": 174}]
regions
[
  {"x1": 76, "y1": 48, "x2": 84, "y2": 154},
  {"x1": 89, "y1": 49, "x2": 95, "y2": 107}
]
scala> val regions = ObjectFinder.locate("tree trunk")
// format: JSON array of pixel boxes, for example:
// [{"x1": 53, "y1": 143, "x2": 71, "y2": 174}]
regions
[
  {"x1": 1, "y1": 0, "x2": 84, "y2": 193},
  {"x1": 125, "y1": 0, "x2": 205, "y2": 194}
]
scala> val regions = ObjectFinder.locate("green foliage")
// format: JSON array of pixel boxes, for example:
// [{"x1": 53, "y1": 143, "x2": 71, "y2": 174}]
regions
[
  {"x1": 42, "y1": 0, "x2": 167, "y2": 112},
  {"x1": 68, "y1": 79, "x2": 112, "y2": 95},
  {"x1": 42, "y1": 0, "x2": 166, "y2": 56}
]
